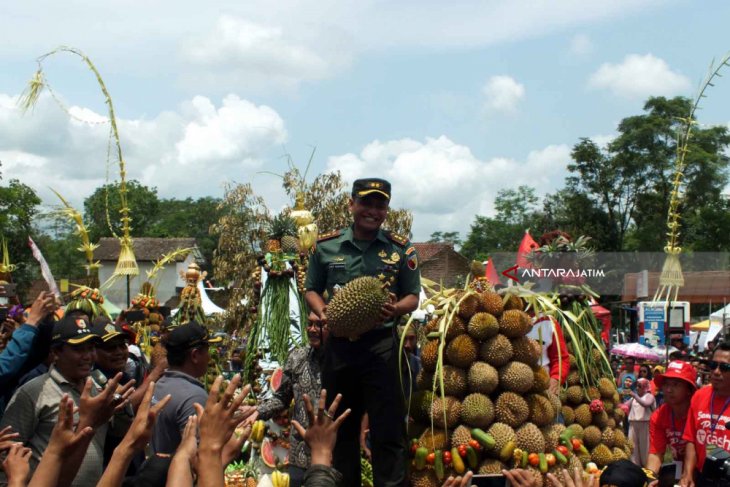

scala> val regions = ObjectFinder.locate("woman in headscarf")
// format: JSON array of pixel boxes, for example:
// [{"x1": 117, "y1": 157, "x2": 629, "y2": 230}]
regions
[{"x1": 627, "y1": 377, "x2": 657, "y2": 466}]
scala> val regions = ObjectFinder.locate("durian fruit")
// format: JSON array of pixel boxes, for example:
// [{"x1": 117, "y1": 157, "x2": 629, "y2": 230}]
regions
[
  {"x1": 457, "y1": 292, "x2": 480, "y2": 320},
  {"x1": 495, "y1": 392, "x2": 529, "y2": 428},
  {"x1": 468, "y1": 312, "x2": 499, "y2": 341},
  {"x1": 430, "y1": 396, "x2": 462, "y2": 428},
  {"x1": 593, "y1": 410, "x2": 609, "y2": 429},
  {"x1": 442, "y1": 365, "x2": 468, "y2": 397},
  {"x1": 327, "y1": 276, "x2": 389, "y2": 338},
  {"x1": 601, "y1": 428, "x2": 615, "y2": 448},
  {"x1": 515, "y1": 423, "x2": 545, "y2": 454},
  {"x1": 451, "y1": 424, "x2": 473, "y2": 447},
  {"x1": 421, "y1": 340, "x2": 439, "y2": 372},
  {"x1": 424, "y1": 318, "x2": 440, "y2": 335},
  {"x1": 410, "y1": 390, "x2": 434, "y2": 422},
  {"x1": 612, "y1": 391, "x2": 620, "y2": 404},
  {"x1": 542, "y1": 423, "x2": 566, "y2": 451},
  {"x1": 614, "y1": 407, "x2": 626, "y2": 423},
  {"x1": 479, "y1": 292, "x2": 504, "y2": 316},
  {"x1": 418, "y1": 428, "x2": 449, "y2": 450},
  {"x1": 478, "y1": 459, "x2": 506, "y2": 475},
  {"x1": 531, "y1": 367, "x2": 551, "y2": 393},
  {"x1": 503, "y1": 294, "x2": 524, "y2": 311},
  {"x1": 574, "y1": 404, "x2": 592, "y2": 427},
  {"x1": 603, "y1": 401, "x2": 615, "y2": 414},
  {"x1": 587, "y1": 386, "x2": 601, "y2": 400},
  {"x1": 583, "y1": 426, "x2": 602, "y2": 448},
  {"x1": 461, "y1": 393, "x2": 494, "y2": 428},
  {"x1": 568, "y1": 354, "x2": 577, "y2": 369},
  {"x1": 561, "y1": 406, "x2": 575, "y2": 425},
  {"x1": 591, "y1": 444, "x2": 613, "y2": 468},
  {"x1": 567, "y1": 423, "x2": 584, "y2": 439},
  {"x1": 591, "y1": 348, "x2": 604, "y2": 363},
  {"x1": 566, "y1": 385, "x2": 584, "y2": 405},
  {"x1": 498, "y1": 309, "x2": 532, "y2": 338},
  {"x1": 567, "y1": 370, "x2": 581, "y2": 386},
  {"x1": 444, "y1": 315, "x2": 468, "y2": 341},
  {"x1": 527, "y1": 394, "x2": 556, "y2": 427},
  {"x1": 468, "y1": 362, "x2": 499, "y2": 394},
  {"x1": 598, "y1": 377, "x2": 616, "y2": 398},
  {"x1": 498, "y1": 362, "x2": 535, "y2": 393},
  {"x1": 416, "y1": 369, "x2": 434, "y2": 391},
  {"x1": 479, "y1": 334, "x2": 514, "y2": 367},
  {"x1": 568, "y1": 454, "x2": 583, "y2": 476},
  {"x1": 612, "y1": 446, "x2": 628, "y2": 461},
  {"x1": 411, "y1": 468, "x2": 440, "y2": 487},
  {"x1": 445, "y1": 335, "x2": 478, "y2": 368},
  {"x1": 607, "y1": 418, "x2": 616, "y2": 429},
  {"x1": 546, "y1": 391, "x2": 562, "y2": 417},
  {"x1": 486, "y1": 423, "x2": 516, "y2": 456},
  {"x1": 511, "y1": 336, "x2": 541, "y2": 367},
  {"x1": 613, "y1": 429, "x2": 626, "y2": 449}
]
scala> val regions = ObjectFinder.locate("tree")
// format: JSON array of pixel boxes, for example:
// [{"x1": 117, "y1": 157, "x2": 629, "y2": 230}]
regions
[
  {"x1": 566, "y1": 96, "x2": 730, "y2": 251},
  {"x1": 148, "y1": 197, "x2": 222, "y2": 270},
  {"x1": 83, "y1": 180, "x2": 160, "y2": 241},
  {"x1": 0, "y1": 178, "x2": 42, "y2": 295},
  {"x1": 461, "y1": 186, "x2": 543, "y2": 260},
  {"x1": 428, "y1": 231, "x2": 462, "y2": 247}
]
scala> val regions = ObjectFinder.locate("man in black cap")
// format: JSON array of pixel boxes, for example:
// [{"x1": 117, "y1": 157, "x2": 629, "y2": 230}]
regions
[
  {"x1": 305, "y1": 177, "x2": 420, "y2": 486},
  {"x1": 150, "y1": 320, "x2": 221, "y2": 455},
  {"x1": 0, "y1": 314, "x2": 133, "y2": 487}
]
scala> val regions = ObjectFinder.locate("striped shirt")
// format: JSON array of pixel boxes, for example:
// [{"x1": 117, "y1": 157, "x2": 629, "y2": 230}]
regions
[{"x1": 0, "y1": 366, "x2": 107, "y2": 487}]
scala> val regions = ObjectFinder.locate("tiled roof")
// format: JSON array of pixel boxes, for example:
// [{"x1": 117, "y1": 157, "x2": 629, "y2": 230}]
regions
[
  {"x1": 94, "y1": 238, "x2": 202, "y2": 263},
  {"x1": 412, "y1": 242, "x2": 452, "y2": 262}
]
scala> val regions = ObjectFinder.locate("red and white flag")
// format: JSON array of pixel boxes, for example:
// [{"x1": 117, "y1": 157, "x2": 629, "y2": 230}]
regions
[
  {"x1": 485, "y1": 258, "x2": 501, "y2": 285},
  {"x1": 516, "y1": 230, "x2": 539, "y2": 269}
]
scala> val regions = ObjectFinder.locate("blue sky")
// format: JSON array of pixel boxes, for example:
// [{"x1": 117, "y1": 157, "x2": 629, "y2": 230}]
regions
[{"x1": 1, "y1": 0, "x2": 729, "y2": 241}]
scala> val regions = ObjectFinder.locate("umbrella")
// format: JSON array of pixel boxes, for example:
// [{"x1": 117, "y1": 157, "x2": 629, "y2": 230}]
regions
[
  {"x1": 611, "y1": 343, "x2": 662, "y2": 361},
  {"x1": 653, "y1": 345, "x2": 680, "y2": 357},
  {"x1": 691, "y1": 320, "x2": 710, "y2": 331}
]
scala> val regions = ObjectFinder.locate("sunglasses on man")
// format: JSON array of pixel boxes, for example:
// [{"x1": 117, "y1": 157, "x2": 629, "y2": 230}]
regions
[{"x1": 705, "y1": 360, "x2": 730, "y2": 373}]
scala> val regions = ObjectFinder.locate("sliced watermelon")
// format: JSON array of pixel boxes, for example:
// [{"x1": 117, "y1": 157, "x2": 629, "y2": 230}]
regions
[
  {"x1": 261, "y1": 438, "x2": 277, "y2": 468},
  {"x1": 270, "y1": 367, "x2": 284, "y2": 392}
]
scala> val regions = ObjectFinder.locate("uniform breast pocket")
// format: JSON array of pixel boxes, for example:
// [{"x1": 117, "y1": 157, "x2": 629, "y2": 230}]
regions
[{"x1": 326, "y1": 263, "x2": 347, "y2": 288}]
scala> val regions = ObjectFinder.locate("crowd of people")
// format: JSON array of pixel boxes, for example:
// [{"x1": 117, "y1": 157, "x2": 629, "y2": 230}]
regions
[{"x1": 1, "y1": 176, "x2": 730, "y2": 487}]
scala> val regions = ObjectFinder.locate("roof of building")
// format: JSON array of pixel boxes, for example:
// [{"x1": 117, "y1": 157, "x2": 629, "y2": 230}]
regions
[
  {"x1": 94, "y1": 238, "x2": 203, "y2": 263},
  {"x1": 623, "y1": 271, "x2": 730, "y2": 304},
  {"x1": 412, "y1": 242, "x2": 455, "y2": 262}
]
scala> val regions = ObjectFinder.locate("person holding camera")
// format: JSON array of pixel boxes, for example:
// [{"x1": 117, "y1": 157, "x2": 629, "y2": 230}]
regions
[{"x1": 681, "y1": 341, "x2": 730, "y2": 487}]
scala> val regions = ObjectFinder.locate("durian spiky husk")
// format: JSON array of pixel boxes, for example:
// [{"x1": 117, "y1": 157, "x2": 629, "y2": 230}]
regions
[
  {"x1": 327, "y1": 276, "x2": 389, "y2": 339},
  {"x1": 498, "y1": 361, "x2": 535, "y2": 393},
  {"x1": 468, "y1": 361, "x2": 499, "y2": 395},
  {"x1": 495, "y1": 392, "x2": 529, "y2": 428}
]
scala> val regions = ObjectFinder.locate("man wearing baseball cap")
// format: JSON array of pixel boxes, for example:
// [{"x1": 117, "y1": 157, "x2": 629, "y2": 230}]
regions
[
  {"x1": 150, "y1": 320, "x2": 222, "y2": 455},
  {"x1": 0, "y1": 315, "x2": 111, "y2": 486},
  {"x1": 647, "y1": 360, "x2": 697, "y2": 480},
  {"x1": 681, "y1": 341, "x2": 730, "y2": 486}
]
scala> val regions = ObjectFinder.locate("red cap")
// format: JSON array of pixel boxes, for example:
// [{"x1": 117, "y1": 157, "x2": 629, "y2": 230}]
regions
[{"x1": 654, "y1": 360, "x2": 697, "y2": 390}]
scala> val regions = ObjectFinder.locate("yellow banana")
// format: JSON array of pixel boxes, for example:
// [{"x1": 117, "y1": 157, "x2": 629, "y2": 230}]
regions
[
  {"x1": 251, "y1": 420, "x2": 266, "y2": 443},
  {"x1": 272, "y1": 471, "x2": 290, "y2": 487}
]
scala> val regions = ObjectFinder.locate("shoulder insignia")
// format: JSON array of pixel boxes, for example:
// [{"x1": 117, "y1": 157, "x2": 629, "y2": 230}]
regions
[
  {"x1": 317, "y1": 230, "x2": 342, "y2": 242},
  {"x1": 385, "y1": 231, "x2": 409, "y2": 247}
]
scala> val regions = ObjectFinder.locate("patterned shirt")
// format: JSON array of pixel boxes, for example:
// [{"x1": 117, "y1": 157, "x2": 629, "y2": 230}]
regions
[
  {"x1": 0, "y1": 366, "x2": 107, "y2": 487},
  {"x1": 258, "y1": 346, "x2": 323, "y2": 469}
]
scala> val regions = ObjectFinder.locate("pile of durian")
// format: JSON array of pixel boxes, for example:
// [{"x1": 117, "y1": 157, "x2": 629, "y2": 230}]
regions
[
  {"x1": 408, "y1": 287, "x2": 588, "y2": 487},
  {"x1": 558, "y1": 355, "x2": 632, "y2": 470}
]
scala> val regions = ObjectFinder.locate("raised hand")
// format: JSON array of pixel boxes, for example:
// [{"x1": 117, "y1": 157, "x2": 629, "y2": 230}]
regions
[
  {"x1": 195, "y1": 375, "x2": 252, "y2": 453},
  {"x1": 79, "y1": 372, "x2": 135, "y2": 428},
  {"x1": 46, "y1": 394, "x2": 95, "y2": 458},
  {"x1": 27, "y1": 291, "x2": 56, "y2": 326},
  {"x1": 440, "y1": 471, "x2": 473, "y2": 487},
  {"x1": 291, "y1": 389, "x2": 351, "y2": 467},
  {"x1": 121, "y1": 381, "x2": 171, "y2": 451},
  {"x1": 0, "y1": 425, "x2": 20, "y2": 451},
  {"x1": 3, "y1": 443, "x2": 32, "y2": 486}
]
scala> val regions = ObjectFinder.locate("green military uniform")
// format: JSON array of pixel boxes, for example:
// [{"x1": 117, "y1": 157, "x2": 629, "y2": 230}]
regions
[{"x1": 305, "y1": 225, "x2": 420, "y2": 487}]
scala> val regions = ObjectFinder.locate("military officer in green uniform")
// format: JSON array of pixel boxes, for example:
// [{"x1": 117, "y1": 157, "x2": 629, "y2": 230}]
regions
[{"x1": 305, "y1": 178, "x2": 420, "y2": 487}]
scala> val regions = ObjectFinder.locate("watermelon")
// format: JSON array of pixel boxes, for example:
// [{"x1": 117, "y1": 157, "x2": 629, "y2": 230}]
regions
[
  {"x1": 261, "y1": 438, "x2": 277, "y2": 468},
  {"x1": 270, "y1": 367, "x2": 283, "y2": 392}
]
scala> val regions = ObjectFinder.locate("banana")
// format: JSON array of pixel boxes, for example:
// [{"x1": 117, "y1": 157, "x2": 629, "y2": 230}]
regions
[
  {"x1": 251, "y1": 420, "x2": 266, "y2": 443},
  {"x1": 272, "y1": 471, "x2": 290, "y2": 487}
]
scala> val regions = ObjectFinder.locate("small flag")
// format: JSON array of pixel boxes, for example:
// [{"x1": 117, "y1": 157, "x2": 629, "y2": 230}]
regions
[
  {"x1": 516, "y1": 230, "x2": 539, "y2": 269},
  {"x1": 28, "y1": 237, "x2": 63, "y2": 302}
]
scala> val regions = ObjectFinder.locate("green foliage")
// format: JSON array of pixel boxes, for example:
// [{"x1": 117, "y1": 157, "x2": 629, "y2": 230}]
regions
[
  {"x1": 83, "y1": 180, "x2": 160, "y2": 241},
  {"x1": 428, "y1": 231, "x2": 462, "y2": 247}
]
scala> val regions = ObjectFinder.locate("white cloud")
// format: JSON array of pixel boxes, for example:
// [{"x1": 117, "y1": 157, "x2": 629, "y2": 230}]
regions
[
  {"x1": 0, "y1": 91, "x2": 287, "y2": 208},
  {"x1": 588, "y1": 53, "x2": 691, "y2": 99},
  {"x1": 482, "y1": 76, "x2": 525, "y2": 114},
  {"x1": 327, "y1": 136, "x2": 571, "y2": 240},
  {"x1": 569, "y1": 33, "x2": 593, "y2": 56},
  {"x1": 182, "y1": 15, "x2": 351, "y2": 91}
]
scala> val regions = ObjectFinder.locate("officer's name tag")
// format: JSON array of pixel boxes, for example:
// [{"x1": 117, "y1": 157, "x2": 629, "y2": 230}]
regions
[{"x1": 328, "y1": 262, "x2": 346, "y2": 270}]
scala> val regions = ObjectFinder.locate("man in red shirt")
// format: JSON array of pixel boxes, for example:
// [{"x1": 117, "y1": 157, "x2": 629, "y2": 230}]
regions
[
  {"x1": 647, "y1": 361, "x2": 697, "y2": 479},
  {"x1": 681, "y1": 341, "x2": 730, "y2": 487}
]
